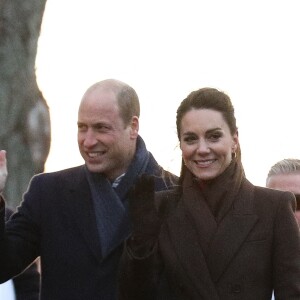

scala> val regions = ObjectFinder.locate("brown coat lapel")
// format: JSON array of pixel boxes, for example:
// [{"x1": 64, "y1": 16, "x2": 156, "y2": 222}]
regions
[
  {"x1": 160, "y1": 179, "x2": 258, "y2": 296},
  {"x1": 161, "y1": 199, "x2": 220, "y2": 299},
  {"x1": 206, "y1": 180, "x2": 258, "y2": 282}
]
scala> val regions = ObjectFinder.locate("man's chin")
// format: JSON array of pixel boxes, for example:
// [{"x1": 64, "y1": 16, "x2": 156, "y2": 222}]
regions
[{"x1": 85, "y1": 163, "x2": 104, "y2": 173}]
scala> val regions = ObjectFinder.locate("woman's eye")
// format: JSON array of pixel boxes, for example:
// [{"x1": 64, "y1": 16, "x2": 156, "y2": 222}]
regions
[
  {"x1": 183, "y1": 136, "x2": 197, "y2": 143},
  {"x1": 209, "y1": 133, "x2": 222, "y2": 141}
]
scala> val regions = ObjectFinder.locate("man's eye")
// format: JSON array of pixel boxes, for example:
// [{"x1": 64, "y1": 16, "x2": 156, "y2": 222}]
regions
[
  {"x1": 77, "y1": 124, "x2": 87, "y2": 131},
  {"x1": 95, "y1": 124, "x2": 110, "y2": 131}
]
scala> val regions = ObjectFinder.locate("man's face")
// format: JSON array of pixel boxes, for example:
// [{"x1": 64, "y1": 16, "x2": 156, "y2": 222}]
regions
[
  {"x1": 77, "y1": 88, "x2": 138, "y2": 180},
  {"x1": 267, "y1": 173, "x2": 300, "y2": 224}
]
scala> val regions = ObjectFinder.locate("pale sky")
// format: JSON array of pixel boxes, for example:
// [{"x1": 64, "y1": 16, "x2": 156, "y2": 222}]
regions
[{"x1": 36, "y1": 0, "x2": 300, "y2": 187}]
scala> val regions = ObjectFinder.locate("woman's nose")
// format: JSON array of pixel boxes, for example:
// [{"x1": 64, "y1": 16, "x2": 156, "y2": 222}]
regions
[{"x1": 196, "y1": 140, "x2": 210, "y2": 153}]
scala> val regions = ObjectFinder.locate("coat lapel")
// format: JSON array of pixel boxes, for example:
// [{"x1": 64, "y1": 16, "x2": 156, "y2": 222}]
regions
[
  {"x1": 165, "y1": 179, "x2": 258, "y2": 293},
  {"x1": 163, "y1": 200, "x2": 220, "y2": 299},
  {"x1": 64, "y1": 166, "x2": 103, "y2": 264},
  {"x1": 206, "y1": 179, "x2": 258, "y2": 282},
  {"x1": 182, "y1": 184, "x2": 218, "y2": 257}
]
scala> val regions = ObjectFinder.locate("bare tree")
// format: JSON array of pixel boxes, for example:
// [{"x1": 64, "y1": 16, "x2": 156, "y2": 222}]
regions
[{"x1": 0, "y1": 0, "x2": 50, "y2": 209}]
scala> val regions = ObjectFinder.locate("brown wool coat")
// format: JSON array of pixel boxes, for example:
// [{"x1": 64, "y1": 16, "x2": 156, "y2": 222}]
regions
[{"x1": 120, "y1": 179, "x2": 300, "y2": 300}]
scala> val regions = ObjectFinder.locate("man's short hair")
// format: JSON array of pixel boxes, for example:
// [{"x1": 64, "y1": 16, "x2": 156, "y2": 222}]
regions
[{"x1": 267, "y1": 158, "x2": 300, "y2": 178}]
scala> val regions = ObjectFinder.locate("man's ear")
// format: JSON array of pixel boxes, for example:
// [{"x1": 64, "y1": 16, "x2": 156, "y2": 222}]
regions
[{"x1": 130, "y1": 116, "x2": 139, "y2": 138}]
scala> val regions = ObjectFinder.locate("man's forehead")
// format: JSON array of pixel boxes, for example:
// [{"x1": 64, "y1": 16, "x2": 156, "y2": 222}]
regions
[
  {"x1": 79, "y1": 89, "x2": 119, "y2": 112},
  {"x1": 268, "y1": 173, "x2": 300, "y2": 194}
]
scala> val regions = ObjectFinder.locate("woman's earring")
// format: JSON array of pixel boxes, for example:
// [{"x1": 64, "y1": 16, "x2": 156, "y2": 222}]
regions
[
  {"x1": 232, "y1": 143, "x2": 237, "y2": 158},
  {"x1": 232, "y1": 146, "x2": 237, "y2": 158}
]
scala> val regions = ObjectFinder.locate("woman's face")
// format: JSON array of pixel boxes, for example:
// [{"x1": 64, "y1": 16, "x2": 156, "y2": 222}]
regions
[{"x1": 179, "y1": 108, "x2": 238, "y2": 181}]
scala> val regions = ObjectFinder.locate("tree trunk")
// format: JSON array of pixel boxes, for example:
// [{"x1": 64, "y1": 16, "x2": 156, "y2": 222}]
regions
[{"x1": 0, "y1": 0, "x2": 50, "y2": 209}]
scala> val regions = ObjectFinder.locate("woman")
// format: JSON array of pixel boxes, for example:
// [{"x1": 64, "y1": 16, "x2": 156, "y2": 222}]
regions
[{"x1": 119, "y1": 88, "x2": 300, "y2": 299}]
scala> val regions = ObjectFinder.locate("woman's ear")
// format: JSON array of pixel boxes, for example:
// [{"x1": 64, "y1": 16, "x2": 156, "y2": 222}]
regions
[{"x1": 232, "y1": 131, "x2": 239, "y2": 152}]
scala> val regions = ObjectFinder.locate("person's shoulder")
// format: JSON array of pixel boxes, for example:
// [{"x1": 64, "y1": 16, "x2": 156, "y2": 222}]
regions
[
  {"x1": 29, "y1": 165, "x2": 86, "y2": 187},
  {"x1": 33, "y1": 165, "x2": 85, "y2": 179},
  {"x1": 242, "y1": 178, "x2": 293, "y2": 200},
  {"x1": 251, "y1": 183, "x2": 296, "y2": 210},
  {"x1": 239, "y1": 179, "x2": 295, "y2": 211},
  {"x1": 254, "y1": 184, "x2": 294, "y2": 199}
]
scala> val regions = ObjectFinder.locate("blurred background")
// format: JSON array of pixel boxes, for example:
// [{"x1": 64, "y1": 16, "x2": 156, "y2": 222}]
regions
[
  {"x1": 2, "y1": 0, "x2": 299, "y2": 209},
  {"x1": 38, "y1": 0, "x2": 300, "y2": 187}
]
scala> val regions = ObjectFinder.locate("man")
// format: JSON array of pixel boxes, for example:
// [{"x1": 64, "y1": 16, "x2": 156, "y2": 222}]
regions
[
  {"x1": 0, "y1": 79, "x2": 177, "y2": 300},
  {"x1": 266, "y1": 158, "x2": 300, "y2": 224},
  {"x1": 266, "y1": 158, "x2": 300, "y2": 300}
]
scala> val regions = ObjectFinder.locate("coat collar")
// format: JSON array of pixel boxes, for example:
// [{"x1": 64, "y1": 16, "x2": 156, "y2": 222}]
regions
[{"x1": 163, "y1": 179, "x2": 258, "y2": 292}]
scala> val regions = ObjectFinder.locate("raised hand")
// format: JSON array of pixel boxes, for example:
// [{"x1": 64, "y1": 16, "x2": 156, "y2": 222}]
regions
[
  {"x1": 0, "y1": 150, "x2": 8, "y2": 194},
  {"x1": 128, "y1": 174, "x2": 161, "y2": 240}
]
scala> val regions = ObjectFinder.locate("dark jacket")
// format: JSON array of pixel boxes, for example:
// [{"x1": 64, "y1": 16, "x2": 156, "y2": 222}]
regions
[
  {"x1": 0, "y1": 161, "x2": 177, "y2": 300},
  {"x1": 4, "y1": 208, "x2": 40, "y2": 300},
  {"x1": 120, "y1": 179, "x2": 300, "y2": 299}
]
